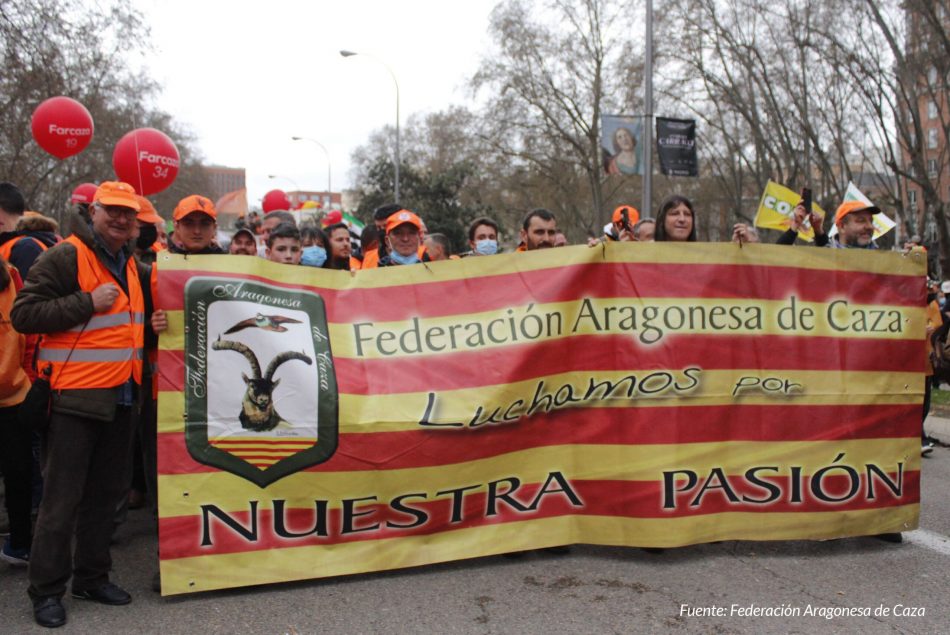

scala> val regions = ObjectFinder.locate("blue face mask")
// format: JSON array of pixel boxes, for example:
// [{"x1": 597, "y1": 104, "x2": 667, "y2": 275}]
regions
[
  {"x1": 474, "y1": 239, "x2": 498, "y2": 255},
  {"x1": 300, "y1": 246, "x2": 327, "y2": 267},
  {"x1": 389, "y1": 250, "x2": 420, "y2": 265}
]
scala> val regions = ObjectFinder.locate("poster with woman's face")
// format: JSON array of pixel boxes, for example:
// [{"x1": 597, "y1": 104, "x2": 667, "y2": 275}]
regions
[{"x1": 601, "y1": 115, "x2": 643, "y2": 176}]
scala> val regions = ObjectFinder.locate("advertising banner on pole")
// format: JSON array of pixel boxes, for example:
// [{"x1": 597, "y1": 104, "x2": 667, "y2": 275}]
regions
[
  {"x1": 156, "y1": 245, "x2": 924, "y2": 595},
  {"x1": 655, "y1": 117, "x2": 698, "y2": 176},
  {"x1": 601, "y1": 114, "x2": 643, "y2": 176}
]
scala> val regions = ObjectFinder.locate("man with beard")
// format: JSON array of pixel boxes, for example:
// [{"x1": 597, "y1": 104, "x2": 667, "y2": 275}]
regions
[
  {"x1": 829, "y1": 201, "x2": 879, "y2": 249},
  {"x1": 519, "y1": 209, "x2": 558, "y2": 251},
  {"x1": 325, "y1": 222, "x2": 361, "y2": 270}
]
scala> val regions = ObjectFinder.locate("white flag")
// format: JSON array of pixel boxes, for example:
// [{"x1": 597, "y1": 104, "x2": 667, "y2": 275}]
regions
[{"x1": 828, "y1": 182, "x2": 896, "y2": 240}]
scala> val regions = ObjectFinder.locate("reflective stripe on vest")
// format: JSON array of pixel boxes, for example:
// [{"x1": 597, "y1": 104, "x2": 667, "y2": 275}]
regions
[
  {"x1": 37, "y1": 236, "x2": 145, "y2": 389},
  {"x1": 37, "y1": 348, "x2": 144, "y2": 363},
  {"x1": 66, "y1": 311, "x2": 145, "y2": 332}
]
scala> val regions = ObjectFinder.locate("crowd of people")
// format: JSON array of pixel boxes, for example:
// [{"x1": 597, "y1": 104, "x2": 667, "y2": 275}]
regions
[{"x1": 0, "y1": 178, "x2": 937, "y2": 628}]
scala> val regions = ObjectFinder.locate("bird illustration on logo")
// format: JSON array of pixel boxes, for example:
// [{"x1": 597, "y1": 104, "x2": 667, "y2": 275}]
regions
[{"x1": 224, "y1": 313, "x2": 302, "y2": 334}]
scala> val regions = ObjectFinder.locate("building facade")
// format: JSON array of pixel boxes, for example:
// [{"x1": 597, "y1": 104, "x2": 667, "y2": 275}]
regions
[
  {"x1": 288, "y1": 190, "x2": 342, "y2": 210},
  {"x1": 203, "y1": 165, "x2": 247, "y2": 203}
]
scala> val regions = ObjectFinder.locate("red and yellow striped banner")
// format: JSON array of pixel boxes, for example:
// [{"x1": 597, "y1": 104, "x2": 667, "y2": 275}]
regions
[{"x1": 156, "y1": 243, "x2": 926, "y2": 595}]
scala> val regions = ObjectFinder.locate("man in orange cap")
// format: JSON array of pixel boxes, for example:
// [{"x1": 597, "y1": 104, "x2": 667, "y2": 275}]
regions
[
  {"x1": 12, "y1": 181, "x2": 154, "y2": 627},
  {"x1": 609, "y1": 205, "x2": 639, "y2": 241},
  {"x1": 379, "y1": 210, "x2": 426, "y2": 266},
  {"x1": 132, "y1": 196, "x2": 164, "y2": 264},
  {"x1": 145, "y1": 194, "x2": 223, "y2": 594},
  {"x1": 830, "y1": 200, "x2": 879, "y2": 249},
  {"x1": 361, "y1": 203, "x2": 403, "y2": 269},
  {"x1": 168, "y1": 195, "x2": 224, "y2": 255}
]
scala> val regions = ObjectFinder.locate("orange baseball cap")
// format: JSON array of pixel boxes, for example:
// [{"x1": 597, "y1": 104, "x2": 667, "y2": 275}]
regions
[
  {"x1": 612, "y1": 205, "x2": 640, "y2": 225},
  {"x1": 135, "y1": 196, "x2": 162, "y2": 224},
  {"x1": 173, "y1": 195, "x2": 217, "y2": 221},
  {"x1": 384, "y1": 210, "x2": 423, "y2": 234},
  {"x1": 93, "y1": 181, "x2": 140, "y2": 211},
  {"x1": 834, "y1": 200, "x2": 880, "y2": 225}
]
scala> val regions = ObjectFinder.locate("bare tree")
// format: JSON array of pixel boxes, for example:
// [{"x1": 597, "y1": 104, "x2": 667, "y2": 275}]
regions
[
  {"x1": 815, "y1": 0, "x2": 950, "y2": 268},
  {"x1": 0, "y1": 0, "x2": 209, "y2": 222},
  {"x1": 470, "y1": 0, "x2": 643, "y2": 236},
  {"x1": 656, "y1": 0, "x2": 874, "y2": 224}
]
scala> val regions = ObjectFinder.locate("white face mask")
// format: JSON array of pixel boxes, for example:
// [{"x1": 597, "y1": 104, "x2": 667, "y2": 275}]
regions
[{"x1": 474, "y1": 239, "x2": 498, "y2": 255}]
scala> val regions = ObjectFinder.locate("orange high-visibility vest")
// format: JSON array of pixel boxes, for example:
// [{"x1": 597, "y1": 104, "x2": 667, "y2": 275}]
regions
[
  {"x1": 362, "y1": 248, "x2": 379, "y2": 269},
  {"x1": 37, "y1": 236, "x2": 145, "y2": 390},
  {"x1": 0, "y1": 235, "x2": 47, "y2": 262},
  {"x1": 0, "y1": 264, "x2": 30, "y2": 407}
]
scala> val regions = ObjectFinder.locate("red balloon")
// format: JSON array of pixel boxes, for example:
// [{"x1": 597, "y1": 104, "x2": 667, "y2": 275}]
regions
[
  {"x1": 112, "y1": 128, "x2": 180, "y2": 196},
  {"x1": 31, "y1": 97, "x2": 94, "y2": 159},
  {"x1": 70, "y1": 182, "x2": 99, "y2": 204},
  {"x1": 262, "y1": 189, "x2": 291, "y2": 214},
  {"x1": 321, "y1": 210, "x2": 343, "y2": 227}
]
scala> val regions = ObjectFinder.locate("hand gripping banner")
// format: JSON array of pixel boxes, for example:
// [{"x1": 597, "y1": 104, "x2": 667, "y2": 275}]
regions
[{"x1": 155, "y1": 244, "x2": 926, "y2": 595}]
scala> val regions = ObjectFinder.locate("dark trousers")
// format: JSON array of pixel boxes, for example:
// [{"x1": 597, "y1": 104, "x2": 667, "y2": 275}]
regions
[
  {"x1": 139, "y1": 395, "x2": 158, "y2": 509},
  {"x1": 28, "y1": 406, "x2": 134, "y2": 599},
  {"x1": 0, "y1": 404, "x2": 32, "y2": 551}
]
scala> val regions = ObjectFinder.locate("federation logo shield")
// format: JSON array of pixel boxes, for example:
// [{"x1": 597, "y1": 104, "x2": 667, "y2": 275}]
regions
[{"x1": 183, "y1": 277, "x2": 338, "y2": 487}]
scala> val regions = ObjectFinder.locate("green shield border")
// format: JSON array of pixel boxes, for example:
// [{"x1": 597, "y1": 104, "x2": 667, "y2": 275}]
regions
[{"x1": 182, "y1": 276, "x2": 339, "y2": 488}]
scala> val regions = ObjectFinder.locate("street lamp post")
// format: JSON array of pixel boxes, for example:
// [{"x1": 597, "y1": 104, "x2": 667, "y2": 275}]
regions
[
  {"x1": 267, "y1": 174, "x2": 302, "y2": 206},
  {"x1": 642, "y1": 0, "x2": 654, "y2": 219},
  {"x1": 291, "y1": 136, "x2": 332, "y2": 209},
  {"x1": 340, "y1": 49, "x2": 400, "y2": 203}
]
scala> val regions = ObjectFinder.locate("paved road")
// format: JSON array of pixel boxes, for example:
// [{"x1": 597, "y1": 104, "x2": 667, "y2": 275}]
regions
[{"x1": 2, "y1": 444, "x2": 947, "y2": 634}]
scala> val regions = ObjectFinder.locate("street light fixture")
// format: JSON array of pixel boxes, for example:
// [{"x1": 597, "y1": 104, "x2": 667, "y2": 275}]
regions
[
  {"x1": 266, "y1": 174, "x2": 301, "y2": 191},
  {"x1": 267, "y1": 174, "x2": 303, "y2": 207},
  {"x1": 340, "y1": 48, "x2": 401, "y2": 203},
  {"x1": 291, "y1": 136, "x2": 332, "y2": 209}
]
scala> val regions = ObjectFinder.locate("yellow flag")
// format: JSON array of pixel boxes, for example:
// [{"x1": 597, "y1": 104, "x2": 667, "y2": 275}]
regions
[{"x1": 754, "y1": 180, "x2": 826, "y2": 242}]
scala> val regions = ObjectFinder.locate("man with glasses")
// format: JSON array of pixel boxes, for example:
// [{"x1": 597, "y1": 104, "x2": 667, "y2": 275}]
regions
[{"x1": 11, "y1": 181, "x2": 153, "y2": 628}]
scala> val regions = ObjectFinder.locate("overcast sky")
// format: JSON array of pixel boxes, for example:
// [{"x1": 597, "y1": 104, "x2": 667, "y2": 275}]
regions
[{"x1": 139, "y1": 0, "x2": 498, "y2": 204}]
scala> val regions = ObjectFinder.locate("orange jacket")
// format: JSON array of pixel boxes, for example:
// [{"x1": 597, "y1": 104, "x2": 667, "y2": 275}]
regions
[
  {"x1": 36, "y1": 236, "x2": 145, "y2": 390},
  {"x1": 0, "y1": 263, "x2": 30, "y2": 406},
  {"x1": 362, "y1": 248, "x2": 379, "y2": 269}
]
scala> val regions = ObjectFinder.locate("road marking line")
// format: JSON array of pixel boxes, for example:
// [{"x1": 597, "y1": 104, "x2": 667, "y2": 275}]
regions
[{"x1": 905, "y1": 529, "x2": 950, "y2": 556}]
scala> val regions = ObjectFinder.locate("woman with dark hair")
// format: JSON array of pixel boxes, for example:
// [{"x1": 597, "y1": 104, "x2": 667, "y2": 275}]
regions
[{"x1": 654, "y1": 195, "x2": 697, "y2": 242}]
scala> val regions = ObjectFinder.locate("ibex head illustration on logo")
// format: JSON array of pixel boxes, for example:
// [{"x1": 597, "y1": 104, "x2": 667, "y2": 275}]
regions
[{"x1": 212, "y1": 337, "x2": 313, "y2": 432}]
